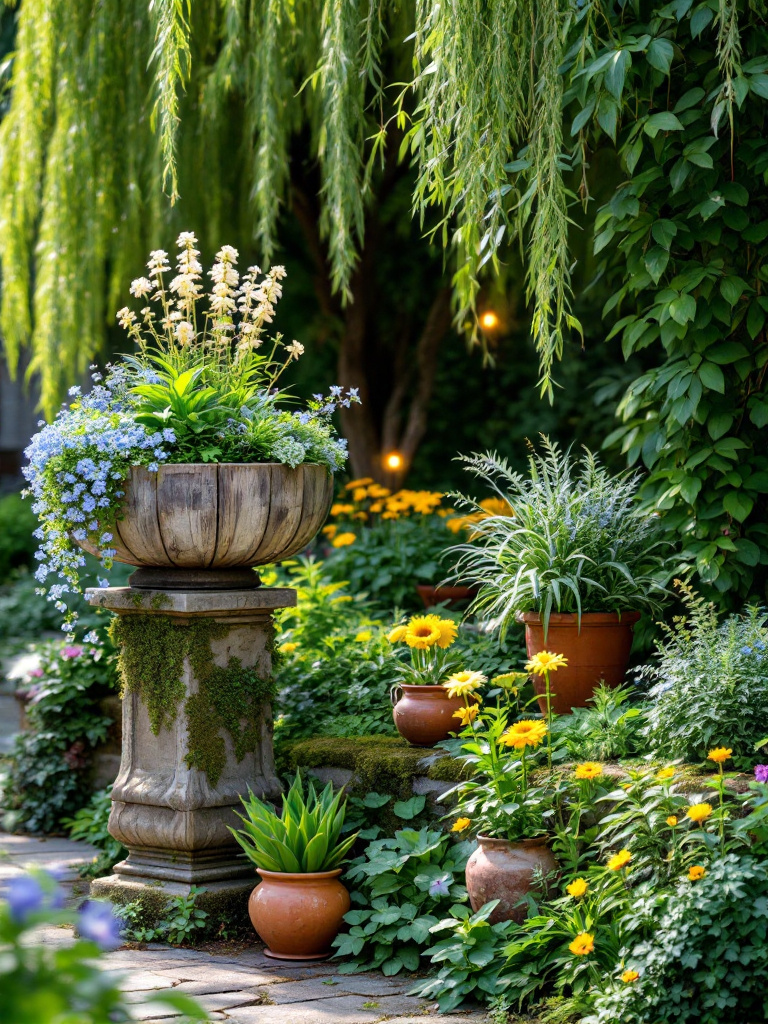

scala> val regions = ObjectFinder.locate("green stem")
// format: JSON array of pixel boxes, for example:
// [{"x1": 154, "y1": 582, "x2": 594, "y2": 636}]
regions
[{"x1": 545, "y1": 669, "x2": 553, "y2": 772}]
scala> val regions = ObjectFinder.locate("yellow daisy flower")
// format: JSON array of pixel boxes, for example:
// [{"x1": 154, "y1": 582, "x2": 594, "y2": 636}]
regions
[
  {"x1": 330, "y1": 502, "x2": 355, "y2": 516},
  {"x1": 443, "y1": 670, "x2": 487, "y2": 698},
  {"x1": 279, "y1": 642, "x2": 298, "y2": 654},
  {"x1": 525, "y1": 651, "x2": 568, "y2": 675},
  {"x1": 566, "y1": 878, "x2": 588, "y2": 898},
  {"x1": 404, "y1": 616, "x2": 442, "y2": 649},
  {"x1": 387, "y1": 625, "x2": 408, "y2": 644},
  {"x1": 688, "y1": 865, "x2": 706, "y2": 880},
  {"x1": 332, "y1": 532, "x2": 357, "y2": 548},
  {"x1": 686, "y1": 802, "x2": 713, "y2": 823},
  {"x1": 569, "y1": 932, "x2": 594, "y2": 956},
  {"x1": 355, "y1": 631, "x2": 372, "y2": 643},
  {"x1": 707, "y1": 747, "x2": 732, "y2": 765},
  {"x1": 421, "y1": 614, "x2": 458, "y2": 649},
  {"x1": 607, "y1": 849, "x2": 632, "y2": 871},
  {"x1": 321, "y1": 524, "x2": 337, "y2": 539},
  {"x1": 621, "y1": 969, "x2": 640, "y2": 984},
  {"x1": 453, "y1": 705, "x2": 479, "y2": 726},
  {"x1": 656, "y1": 767, "x2": 675, "y2": 780},
  {"x1": 666, "y1": 815, "x2": 678, "y2": 827},
  {"x1": 344, "y1": 477, "x2": 374, "y2": 490},
  {"x1": 499, "y1": 719, "x2": 547, "y2": 750},
  {"x1": 451, "y1": 817, "x2": 471, "y2": 833},
  {"x1": 574, "y1": 762, "x2": 603, "y2": 780}
]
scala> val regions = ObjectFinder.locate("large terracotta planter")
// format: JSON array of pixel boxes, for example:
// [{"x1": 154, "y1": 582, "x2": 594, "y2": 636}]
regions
[
  {"x1": 465, "y1": 835, "x2": 557, "y2": 924},
  {"x1": 518, "y1": 611, "x2": 641, "y2": 715},
  {"x1": 392, "y1": 684, "x2": 468, "y2": 747},
  {"x1": 248, "y1": 868, "x2": 350, "y2": 960},
  {"x1": 416, "y1": 584, "x2": 478, "y2": 609},
  {"x1": 75, "y1": 463, "x2": 333, "y2": 585}
]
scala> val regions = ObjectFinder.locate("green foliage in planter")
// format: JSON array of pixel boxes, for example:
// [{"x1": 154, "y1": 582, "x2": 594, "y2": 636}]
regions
[
  {"x1": 450, "y1": 439, "x2": 671, "y2": 636},
  {"x1": 2, "y1": 639, "x2": 117, "y2": 834},
  {"x1": 332, "y1": 827, "x2": 473, "y2": 975},
  {"x1": 640, "y1": 583, "x2": 768, "y2": 766},
  {"x1": 408, "y1": 900, "x2": 516, "y2": 1012},
  {"x1": 109, "y1": 614, "x2": 276, "y2": 786}
]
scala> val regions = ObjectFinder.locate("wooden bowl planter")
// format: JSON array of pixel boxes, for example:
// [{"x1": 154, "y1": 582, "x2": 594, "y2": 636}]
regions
[
  {"x1": 248, "y1": 868, "x2": 351, "y2": 960},
  {"x1": 517, "y1": 611, "x2": 641, "y2": 715},
  {"x1": 77, "y1": 463, "x2": 333, "y2": 587},
  {"x1": 465, "y1": 835, "x2": 557, "y2": 924},
  {"x1": 392, "y1": 684, "x2": 472, "y2": 747}
]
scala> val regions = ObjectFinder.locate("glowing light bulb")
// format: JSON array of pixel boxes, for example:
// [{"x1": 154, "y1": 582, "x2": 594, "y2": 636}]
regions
[
  {"x1": 384, "y1": 451, "x2": 403, "y2": 471},
  {"x1": 480, "y1": 310, "x2": 500, "y2": 331}
]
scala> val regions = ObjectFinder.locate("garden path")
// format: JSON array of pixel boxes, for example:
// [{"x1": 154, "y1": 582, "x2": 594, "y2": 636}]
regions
[{"x1": 0, "y1": 831, "x2": 488, "y2": 1024}]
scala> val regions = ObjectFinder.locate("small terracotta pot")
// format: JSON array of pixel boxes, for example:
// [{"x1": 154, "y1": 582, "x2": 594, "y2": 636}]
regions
[
  {"x1": 392, "y1": 683, "x2": 468, "y2": 747},
  {"x1": 465, "y1": 835, "x2": 557, "y2": 924},
  {"x1": 248, "y1": 868, "x2": 350, "y2": 960},
  {"x1": 517, "y1": 611, "x2": 641, "y2": 715},
  {"x1": 416, "y1": 584, "x2": 478, "y2": 609}
]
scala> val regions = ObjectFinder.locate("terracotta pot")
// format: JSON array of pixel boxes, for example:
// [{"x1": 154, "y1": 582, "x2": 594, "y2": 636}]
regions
[
  {"x1": 248, "y1": 868, "x2": 350, "y2": 960},
  {"x1": 416, "y1": 584, "x2": 478, "y2": 609},
  {"x1": 517, "y1": 611, "x2": 641, "y2": 715},
  {"x1": 74, "y1": 463, "x2": 333, "y2": 576},
  {"x1": 392, "y1": 684, "x2": 469, "y2": 747},
  {"x1": 465, "y1": 835, "x2": 557, "y2": 924}
]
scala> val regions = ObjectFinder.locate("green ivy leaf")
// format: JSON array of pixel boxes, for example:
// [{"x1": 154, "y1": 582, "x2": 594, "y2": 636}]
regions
[
  {"x1": 698, "y1": 362, "x2": 725, "y2": 393},
  {"x1": 723, "y1": 491, "x2": 754, "y2": 522},
  {"x1": 645, "y1": 111, "x2": 684, "y2": 137},
  {"x1": 647, "y1": 38, "x2": 674, "y2": 74}
]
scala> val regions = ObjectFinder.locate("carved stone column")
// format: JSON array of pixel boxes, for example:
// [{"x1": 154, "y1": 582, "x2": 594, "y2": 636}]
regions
[{"x1": 88, "y1": 585, "x2": 294, "y2": 921}]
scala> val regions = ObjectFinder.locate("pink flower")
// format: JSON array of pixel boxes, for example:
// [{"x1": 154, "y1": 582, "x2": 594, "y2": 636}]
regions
[
  {"x1": 61, "y1": 645, "x2": 84, "y2": 659},
  {"x1": 28, "y1": 668, "x2": 44, "y2": 678}
]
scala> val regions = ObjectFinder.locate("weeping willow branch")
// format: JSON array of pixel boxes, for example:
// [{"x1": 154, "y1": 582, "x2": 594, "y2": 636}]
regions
[{"x1": 149, "y1": 0, "x2": 192, "y2": 202}]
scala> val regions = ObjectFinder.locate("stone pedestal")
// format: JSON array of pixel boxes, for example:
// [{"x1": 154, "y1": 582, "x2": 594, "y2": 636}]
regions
[{"x1": 86, "y1": 585, "x2": 294, "y2": 922}]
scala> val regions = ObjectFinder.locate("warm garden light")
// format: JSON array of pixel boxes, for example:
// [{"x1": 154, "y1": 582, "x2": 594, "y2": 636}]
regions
[
  {"x1": 384, "y1": 451, "x2": 403, "y2": 471},
  {"x1": 480, "y1": 310, "x2": 500, "y2": 331}
]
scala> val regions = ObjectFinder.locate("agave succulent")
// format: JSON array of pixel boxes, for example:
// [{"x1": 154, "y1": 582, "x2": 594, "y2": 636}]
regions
[{"x1": 230, "y1": 771, "x2": 358, "y2": 873}]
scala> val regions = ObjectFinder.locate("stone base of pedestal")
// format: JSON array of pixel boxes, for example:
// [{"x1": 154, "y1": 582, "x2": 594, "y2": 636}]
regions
[{"x1": 90, "y1": 873, "x2": 257, "y2": 939}]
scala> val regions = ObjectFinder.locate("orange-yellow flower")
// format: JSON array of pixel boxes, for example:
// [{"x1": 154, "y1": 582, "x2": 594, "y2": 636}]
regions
[
  {"x1": 657, "y1": 766, "x2": 675, "y2": 780},
  {"x1": 686, "y1": 802, "x2": 713, "y2": 823},
  {"x1": 453, "y1": 705, "x2": 479, "y2": 727},
  {"x1": 666, "y1": 815, "x2": 678, "y2": 828},
  {"x1": 569, "y1": 932, "x2": 594, "y2": 956},
  {"x1": 707, "y1": 747, "x2": 732, "y2": 765},
  {"x1": 574, "y1": 762, "x2": 603, "y2": 780},
  {"x1": 607, "y1": 849, "x2": 632, "y2": 871},
  {"x1": 344, "y1": 477, "x2": 373, "y2": 490},
  {"x1": 500, "y1": 719, "x2": 547, "y2": 750},
  {"x1": 279, "y1": 642, "x2": 298, "y2": 654},
  {"x1": 387, "y1": 625, "x2": 408, "y2": 644},
  {"x1": 321, "y1": 524, "x2": 338, "y2": 540},
  {"x1": 332, "y1": 532, "x2": 356, "y2": 548},
  {"x1": 404, "y1": 616, "x2": 442, "y2": 649},
  {"x1": 330, "y1": 503, "x2": 355, "y2": 516},
  {"x1": 621, "y1": 969, "x2": 640, "y2": 984},
  {"x1": 526, "y1": 651, "x2": 568, "y2": 675},
  {"x1": 566, "y1": 878, "x2": 588, "y2": 898},
  {"x1": 443, "y1": 671, "x2": 487, "y2": 698},
  {"x1": 421, "y1": 614, "x2": 458, "y2": 649},
  {"x1": 688, "y1": 865, "x2": 706, "y2": 881},
  {"x1": 451, "y1": 818, "x2": 471, "y2": 833}
]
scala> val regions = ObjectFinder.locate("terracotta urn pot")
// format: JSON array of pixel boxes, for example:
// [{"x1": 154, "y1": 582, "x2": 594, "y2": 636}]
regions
[
  {"x1": 248, "y1": 868, "x2": 350, "y2": 960},
  {"x1": 416, "y1": 584, "x2": 478, "y2": 609},
  {"x1": 517, "y1": 611, "x2": 641, "y2": 715},
  {"x1": 75, "y1": 462, "x2": 333, "y2": 588},
  {"x1": 392, "y1": 684, "x2": 469, "y2": 747},
  {"x1": 465, "y1": 835, "x2": 557, "y2": 924}
]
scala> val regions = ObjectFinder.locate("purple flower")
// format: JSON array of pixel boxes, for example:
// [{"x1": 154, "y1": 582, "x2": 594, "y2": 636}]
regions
[
  {"x1": 61, "y1": 645, "x2": 84, "y2": 659},
  {"x1": 77, "y1": 901, "x2": 123, "y2": 950},
  {"x1": 6, "y1": 876, "x2": 45, "y2": 922},
  {"x1": 755, "y1": 765, "x2": 768, "y2": 783},
  {"x1": 429, "y1": 874, "x2": 452, "y2": 898}
]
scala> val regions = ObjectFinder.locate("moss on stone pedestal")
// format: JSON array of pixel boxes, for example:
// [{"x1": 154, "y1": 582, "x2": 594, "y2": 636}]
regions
[
  {"x1": 279, "y1": 735, "x2": 468, "y2": 797},
  {"x1": 109, "y1": 614, "x2": 276, "y2": 786}
]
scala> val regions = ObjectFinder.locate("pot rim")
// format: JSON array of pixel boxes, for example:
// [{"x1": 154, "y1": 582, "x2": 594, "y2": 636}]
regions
[
  {"x1": 256, "y1": 867, "x2": 343, "y2": 882},
  {"x1": 515, "y1": 610, "x2": 641, "y2": 625},
  {"x1": 476, "y1": 834, "x2": 550, "y2": 850},
  {"x1": 398, "y1": 683, "x2": 455, "y2": 695},
  {"x1": 129, "y1": 461, "x2": 330, "y2": 471}
]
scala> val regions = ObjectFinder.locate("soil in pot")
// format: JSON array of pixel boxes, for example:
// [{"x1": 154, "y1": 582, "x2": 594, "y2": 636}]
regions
[
  {"x1": 465, "y1": 835, "x2": 557, "y2": 924},
  {"x1": 248, "y1": 868, "x2": 350, "y2": 960},
  {"x1": 518, "y1": 611, "x2": 641, "y2": 715},
  {"x1": 392, "y1": 684, "x2": 469, "y2": 747}
]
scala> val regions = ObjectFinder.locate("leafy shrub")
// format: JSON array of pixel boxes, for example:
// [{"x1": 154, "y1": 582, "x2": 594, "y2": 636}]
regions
[
  {"x1": 116, "y1": 887, "x2": 209, "y2": 946},
  {"x1": 0, "y1": 492, "x2": 39, "y2": 582},
  {"x1": 64, "y1": 786, "x2": 127, "y2": 879},
  {"x1": 450, "y1": 439, "x2": 671, "y2": 636},
  {"x1": 588, "y1": 853, "x2": 768, "y2": 1024},
  {"x1": 333, "y1": 826, "x2": 473, "y2": 975},
  {"x1": 641, "y1": 583, "x2": 768, "y2": 765},
  {"x1": 2, "y1": 638, "x2": 118, "y2": 833},
  {"x1": 554, "y1": 684, "x2": 645, "y2": 762},
  {"x1": 409, "y1": 901, "x2": 515, "y2": 1012}
]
